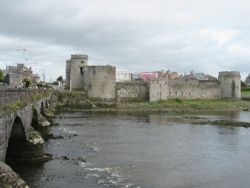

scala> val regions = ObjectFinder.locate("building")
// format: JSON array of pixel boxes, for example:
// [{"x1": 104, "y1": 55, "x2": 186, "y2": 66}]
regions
[
  {"x1": 138, "y1": 72, "x2": 158, "y2": 81},
  {"x1": 158, "y1": 70, "x2": 182, "y2": 80},
  {"x1": 4, "y1": 64, "x2": 39, "y2": 88},
  {"x1": 131, "y1": 73, "x2": 139, "y2": 81},
  {"x1": 65, "y1": 54, "x2": 116, "y2": 100},
  {"x1": 182, "y1": 71, "x2": 217, "y2": 81},
  {"x1": 116, "y1": 71, "x2": 132, "y2": 82},
  {"x1": 137, "y1": 70, "x2": 182, "y2": 82}
]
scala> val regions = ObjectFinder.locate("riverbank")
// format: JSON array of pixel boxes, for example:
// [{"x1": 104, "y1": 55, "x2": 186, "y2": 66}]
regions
[
  {"x1": 57, "y1": 93, "x2": 250, "y2": 112},
  {"x1": 117, "y1": 99, "x2": 250, "y2": 112}
]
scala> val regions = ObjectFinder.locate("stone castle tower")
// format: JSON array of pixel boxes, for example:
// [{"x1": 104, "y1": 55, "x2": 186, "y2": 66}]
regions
[
  {"x1": 218, "y1": 71, "x2": 241, "y2": 99},
  {"x1": 65, "y1": 54, "x2": 88, "y2": 89}
]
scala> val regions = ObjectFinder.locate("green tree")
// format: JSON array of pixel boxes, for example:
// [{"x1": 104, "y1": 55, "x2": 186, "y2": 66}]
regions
[
  {"x1": 52, "y1": 81, "x2": 58, "y2": 85},
  {"x1": 22, "y1": 77, "x2": 32, "y2": 88},
  {"x1": 56, "y1": 76, "x2": 63, "y2": 82},
  {"x1": 241, "y1": 81, "x2": 247, "y2": 89},
  {"x1": 0, "y1": 69, "x2": 3, "y2": 82}
]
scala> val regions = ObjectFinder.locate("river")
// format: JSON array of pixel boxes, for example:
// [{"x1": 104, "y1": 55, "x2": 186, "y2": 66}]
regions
[{"x1": 14, "y1": 111, "x2": 250, "y2": 188}]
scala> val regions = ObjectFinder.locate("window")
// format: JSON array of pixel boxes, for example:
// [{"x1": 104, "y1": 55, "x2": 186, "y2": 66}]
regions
[{"x1": 80, "y1": 67, "x2": 83, "y2": 74}]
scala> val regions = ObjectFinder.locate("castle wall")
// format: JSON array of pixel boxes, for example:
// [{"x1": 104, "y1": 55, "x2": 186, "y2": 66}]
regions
[
  {"x1": 149, "y1": 79, "x2": 221, "y2": 102},
  {"x1": 218, "y1": 71, "x2": 241, "y2": 99},
  {"x1": 116, "y1": 81, "x2": 148, "y2": 102},
  {"x1": 65, "y1": 54, "x2": 241, "y2": 102},
  {"x1": 168, "y1": 80, "x2": 221, "y2": 99},
  {"x1": 83, "y1": 66, "x2": 116, "y2": 100},
  {"x1": 149, "y1": 79, "x2": 169, "y2": 102}
]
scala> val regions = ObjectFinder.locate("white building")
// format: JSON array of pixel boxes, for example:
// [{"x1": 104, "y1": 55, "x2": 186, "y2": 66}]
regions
[{"x1": 116, "y1": 71, "x2": 132, "y2": 82}]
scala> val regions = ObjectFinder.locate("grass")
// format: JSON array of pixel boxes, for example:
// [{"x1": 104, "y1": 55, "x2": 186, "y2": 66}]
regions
[
  {"x1": 118, "y1": 99, "x2": 250, "y2": 112},
  {"x1": 57, "y1": 91, "x2": 250, "y2": 113},
  {"x1": 0, "y1": 91, "x2": 52, "y2": 113},
  {"x1": 241, "y1": 88, "x2": 250, "y2": 95},
  {"x1": 2, "y1": 100, "x2": 27, "y2": 112}
]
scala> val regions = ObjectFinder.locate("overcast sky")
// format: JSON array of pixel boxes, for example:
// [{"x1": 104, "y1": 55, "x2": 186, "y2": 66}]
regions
[{"x1": 0, "y1": 0, "x2": 250, "y2": 81}]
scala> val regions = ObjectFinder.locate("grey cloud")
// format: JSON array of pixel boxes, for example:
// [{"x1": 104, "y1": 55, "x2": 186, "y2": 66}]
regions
[{"x1": 0, "y1": 0, "x2": 250, "y2": 80}]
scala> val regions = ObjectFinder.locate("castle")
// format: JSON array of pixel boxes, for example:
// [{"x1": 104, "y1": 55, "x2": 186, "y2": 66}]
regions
[
  {"x1": 65, "y1": 54, "x2": 241, "y2": 102},
  {"x1": 65, "y1": 54, "x2": 116, "y2": 100}
]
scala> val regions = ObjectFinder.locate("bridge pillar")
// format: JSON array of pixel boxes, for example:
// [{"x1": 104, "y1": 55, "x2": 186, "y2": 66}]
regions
[{"x1": 0, "y1": 161, "x2": 29, "y2": 188}]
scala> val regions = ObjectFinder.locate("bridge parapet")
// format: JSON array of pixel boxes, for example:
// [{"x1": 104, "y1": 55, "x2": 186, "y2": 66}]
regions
[{"x1": 0, "y1": 89, "x2": 52, "y2": 107}]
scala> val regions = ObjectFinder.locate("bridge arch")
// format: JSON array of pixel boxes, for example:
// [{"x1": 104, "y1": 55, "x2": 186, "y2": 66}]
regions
[
  {"x1": 31, "y1": 107, "x2": 39, "y2": 128},
  {"x1": 40, "y1": 102, "x2": 44, "y2": 115},
  {"x1": 45, "y1": 99, "x2": 49, "y2": 108},
  {"x1": 5, "y1": 116, "x2": 27, "y2": 164}
]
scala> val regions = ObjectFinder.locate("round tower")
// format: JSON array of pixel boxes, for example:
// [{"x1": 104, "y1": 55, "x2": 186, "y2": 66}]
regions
[
  {"x1": 70, "y1": 54, "x2": 88, "y2": 66},
  {"x1": 218, "y1": 71, "x2": 241, "y2": 99},
  {"x1": 65, "y1": 54, "x2": 88, "y2": 90}
]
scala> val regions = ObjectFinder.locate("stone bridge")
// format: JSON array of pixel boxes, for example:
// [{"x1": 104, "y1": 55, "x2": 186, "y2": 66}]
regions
[{"x1": 0, "y1": 89, "x2": 55, "y2": 187}]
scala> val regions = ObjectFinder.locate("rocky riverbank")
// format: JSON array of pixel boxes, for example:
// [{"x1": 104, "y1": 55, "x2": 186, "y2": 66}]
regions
[{"x1": 0, "y1": 162, "x2": 29, "y2": 188}]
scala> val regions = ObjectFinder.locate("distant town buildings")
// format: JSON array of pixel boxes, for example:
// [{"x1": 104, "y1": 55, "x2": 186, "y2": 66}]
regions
[
  {"x1": 129, "y1": 70, "x2": 181, "y2": 82},
  {"x1": 138, "y1": 72, "x2": 158, "y2": 81},
  {"x1": 116, "y1": 71, "x2": 132, "y2": 82},
  {"x1": 3, "y1": 64, "x2": 39, "y2": 88},
  {"x1": 182, "y1": 71, "x2": 217, "y2": 81},
  {"x1": 157, "y1": 70, "x2": 182, "y2": 80}
]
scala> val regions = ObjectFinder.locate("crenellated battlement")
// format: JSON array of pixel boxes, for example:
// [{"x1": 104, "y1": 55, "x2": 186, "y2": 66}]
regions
[{"x1": 70, "y1": 54, "x2": 88, "y2": 60}]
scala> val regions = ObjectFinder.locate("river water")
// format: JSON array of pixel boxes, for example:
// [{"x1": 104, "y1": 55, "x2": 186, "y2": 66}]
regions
[{"x1": 15, "y1": 111, "x2": 250, "y2": 188}]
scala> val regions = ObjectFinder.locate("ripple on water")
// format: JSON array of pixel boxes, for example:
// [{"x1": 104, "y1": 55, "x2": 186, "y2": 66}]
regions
[{"x1": 82, "y1": 167, "x2": 139, "y2": 188}]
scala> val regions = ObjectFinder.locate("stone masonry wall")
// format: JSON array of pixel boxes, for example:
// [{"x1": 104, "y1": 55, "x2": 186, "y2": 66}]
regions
[
  {"x1": 167, "y1": 80, "x2": 221, "y2": 99},
  {"x1": 65, "y1": 54, "x2": 88, "y2": 90},
  {"x1": 116, "y1": 81, "x2": 148, "y2": 102},
  {"x1": 0, "y1": 96, "x2": 51, "y2": 162},
  {"x1": 83, "y1": 66, "x2": 116, "y2": 100},
  {"x1": 219, "y1": 71, "x2": 241, "y2": 99},
  {"x1": 0, "y1": 105, "x2": 33, "y2": 162},
  {"x1": 149, "y1": 79, "x2": 169, "y2": 102},
  {"x1": 149, "y1": 79, "x2": 221, "y2": 102}
]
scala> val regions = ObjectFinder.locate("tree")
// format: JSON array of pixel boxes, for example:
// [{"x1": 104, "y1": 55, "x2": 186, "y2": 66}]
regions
[
  {"x1": 22, "y1": 77, "x2": 32, "y2": 88},
  {"x1": 36, "y1": 82, "x2": 44, "y2": 88},
  {"x1": 52, "y1": 81, "x2": 58, "y2": 85},
  {"x1": 56, "y1": 76, "x2": 63, "y2": 83},
  {"x1": 241, "y1": 81, "x2": 247, "y2": 89},
  {"x1": 0, "y1": 69, "x2": 3, "y2": 82}
]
